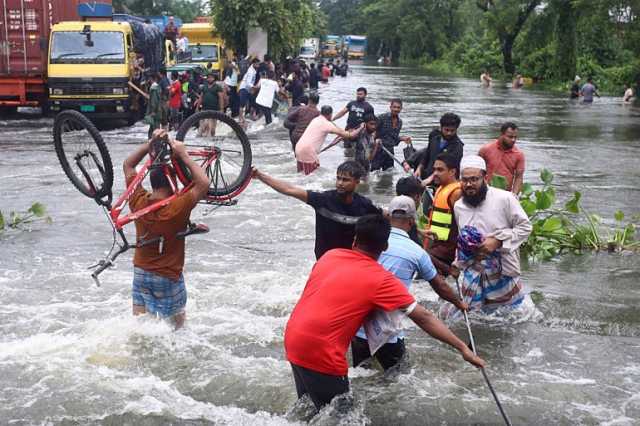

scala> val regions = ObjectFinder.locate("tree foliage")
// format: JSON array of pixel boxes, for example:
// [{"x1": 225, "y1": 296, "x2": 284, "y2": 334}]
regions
[
  {"x1": 319, "y1": 0, "x2": 640, "y2": 91},
  {"x1": 209, "y1": 0, "x2": 325, "y2": 59},
  {"x1": 112, "y1": 0, "x2": 206, "y2": 22}
]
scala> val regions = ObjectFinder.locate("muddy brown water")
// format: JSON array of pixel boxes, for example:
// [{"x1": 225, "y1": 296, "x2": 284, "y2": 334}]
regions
[{"x1": 1, "y1": 65, "x2": 639, "y2": 425}]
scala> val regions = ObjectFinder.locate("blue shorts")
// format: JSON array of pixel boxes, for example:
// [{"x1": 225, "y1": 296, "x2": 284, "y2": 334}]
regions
[
  {"x1": 132, "y1": 267, "x2": 187, "y2": 318},
  {"x1": 239, "y1": 88, "x2": 252, "y2": 108}
]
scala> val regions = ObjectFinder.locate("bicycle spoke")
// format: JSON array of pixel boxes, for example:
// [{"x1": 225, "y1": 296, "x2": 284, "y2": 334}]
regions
[{"x1": 175, "y1": 110, "x2": 251, "y2": 198}]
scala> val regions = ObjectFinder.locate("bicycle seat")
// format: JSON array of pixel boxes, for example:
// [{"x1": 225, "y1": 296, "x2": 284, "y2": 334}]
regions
[{"x1": 177, "y1": 223, "x2": 209, "y2": 239}]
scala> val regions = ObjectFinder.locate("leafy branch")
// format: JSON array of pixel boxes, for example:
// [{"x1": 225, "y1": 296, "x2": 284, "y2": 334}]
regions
[
  {"x1": 0, "y1": 202, "x2": 52, "y2": 232},
  {"x1": 490, "y1": 170, "x2": 638, "y2": 260}
]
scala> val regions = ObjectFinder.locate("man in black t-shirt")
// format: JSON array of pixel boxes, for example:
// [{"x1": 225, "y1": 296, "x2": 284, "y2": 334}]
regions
[
  {"x1": 332, "y1": 87, "x2": 374, "y2": 149},
  {"x1": 332, "y1": 87, "x2": 374, "y2": 130},
  {"x1": 252, "y1": 161, "x2": 380, "y2": 259}
]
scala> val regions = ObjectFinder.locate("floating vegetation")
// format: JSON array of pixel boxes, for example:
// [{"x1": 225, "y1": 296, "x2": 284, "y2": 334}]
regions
[{"x1": 490, "y1": 170, "x2": 639, "y2": 260}]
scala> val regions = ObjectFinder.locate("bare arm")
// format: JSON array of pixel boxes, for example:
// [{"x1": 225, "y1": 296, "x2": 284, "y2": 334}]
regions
[
  {"x1": 124, "y1": 136, "x2": 153, "y2": 184},
  {"x1": 170, "y1": 138, "x2": 209, "y2": 202},
  {"x1": 512, "y1": 170, "x2": 524, "y2": 195},
  {"x1": 428, "y1": 274, "x2": 468, "y2": 311},
  {"x1": 331, "y1": 107, "x2": 348, "y2": 122},
  {"x1": 251, "y1": 167, "x2": 308, "y2": 203},
  {"x1": 332, "y1": 125, "x2": 357, "y2": 140},
  {"x1": 407, "y1": 304, "x2": 484, "y2": 368}
]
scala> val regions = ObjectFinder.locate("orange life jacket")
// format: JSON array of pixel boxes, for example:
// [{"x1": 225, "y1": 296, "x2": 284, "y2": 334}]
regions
[{"x1": 428, "y1": 182, "x2": 460, "y2": 241}]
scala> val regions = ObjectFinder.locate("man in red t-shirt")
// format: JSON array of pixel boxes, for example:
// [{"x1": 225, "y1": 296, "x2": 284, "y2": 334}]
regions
[
  {"x1": 284, "y1": 214, "x2": 485, "y2": 410},
  {"x1": 169, "y1": 71, "x2": 183, "y2": 130},
  {"x1": 478, "y1": 122, "x2": 525, "y2": 194}
]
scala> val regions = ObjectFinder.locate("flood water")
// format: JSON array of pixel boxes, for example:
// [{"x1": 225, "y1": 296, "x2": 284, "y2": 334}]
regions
[{"x1": 1, "y1": 65, "x2": 640, "y2": 425}]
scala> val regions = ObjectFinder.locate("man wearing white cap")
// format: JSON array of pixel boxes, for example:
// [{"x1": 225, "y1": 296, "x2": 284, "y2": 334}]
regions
[
  {"x1": 352, "y1": 195, "x2": 468, "y2": 370},
  {"x1": 442, "y1": 155, "x2": 532, "y2": 319}
]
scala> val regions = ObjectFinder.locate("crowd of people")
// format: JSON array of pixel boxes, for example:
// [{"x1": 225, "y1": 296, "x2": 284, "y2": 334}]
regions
[
  {"x1": 138, "y1": 52, "x2": 351, "y2": 138},
  {"x1": 124, "y1": 63, "x2": 540, "y2": 415}
]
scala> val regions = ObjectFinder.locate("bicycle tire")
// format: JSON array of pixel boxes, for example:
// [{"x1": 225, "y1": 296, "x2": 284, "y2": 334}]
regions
[
  {"x1": 53, "y1": 110, "x2": 114, "y2": 199},
  {"x1": 175, "y1": 110, "x2": 252, "y2": 199}
]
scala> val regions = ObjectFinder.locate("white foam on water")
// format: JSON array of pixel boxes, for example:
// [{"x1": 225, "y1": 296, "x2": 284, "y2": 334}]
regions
[{"x1": 530, "y1": 370, "x2": 597, "y2": 385}]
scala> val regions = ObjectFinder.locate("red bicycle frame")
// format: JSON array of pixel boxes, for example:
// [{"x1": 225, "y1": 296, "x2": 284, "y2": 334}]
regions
[{"x1": 108, "y1": 147, "x2": 218, "y2": 230}]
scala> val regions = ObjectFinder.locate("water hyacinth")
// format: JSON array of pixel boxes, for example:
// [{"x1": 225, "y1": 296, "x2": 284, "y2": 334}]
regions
[{"x1": 490, "y1": 170, "x2": 639, "y2": 260}]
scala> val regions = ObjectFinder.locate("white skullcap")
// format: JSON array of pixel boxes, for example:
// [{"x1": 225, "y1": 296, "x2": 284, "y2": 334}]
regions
[
  {"x1": 460, "y1": 155, "x2": 486, "y2": 172},
  {"x1": 575, "y1": 75, "x2": 581, "y2": 82}
]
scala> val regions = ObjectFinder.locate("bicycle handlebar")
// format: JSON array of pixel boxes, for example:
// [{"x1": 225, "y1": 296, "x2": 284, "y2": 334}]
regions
[{"x1": 89, "y1": 234, "x2": 165, "y2": 286}]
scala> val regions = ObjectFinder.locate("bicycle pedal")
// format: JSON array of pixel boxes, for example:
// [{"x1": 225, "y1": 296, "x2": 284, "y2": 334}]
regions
[{"x1": 177, "y1": 223, "x2": 209, "y2": 239}]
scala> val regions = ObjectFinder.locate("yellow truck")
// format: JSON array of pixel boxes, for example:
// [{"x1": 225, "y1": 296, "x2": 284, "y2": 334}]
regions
[
  {"x1": 47, "y1": 18, "x2": 168, "y2": 123},
  {"x1": 180, "y1": 22, "x2": 226, "y2": 79}
]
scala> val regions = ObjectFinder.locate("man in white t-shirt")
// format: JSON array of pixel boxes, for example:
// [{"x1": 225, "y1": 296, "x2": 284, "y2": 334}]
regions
[
  {"x1": 238, "y1": 58, "x2": 260, "y2": 125},
  {"x1": 255, "y1": 71, "x2": 284, "y2": 125}
]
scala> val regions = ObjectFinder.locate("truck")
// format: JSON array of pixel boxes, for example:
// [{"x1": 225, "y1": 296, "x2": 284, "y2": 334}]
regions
[
  {"x1": 0, "y1": 0, "x2": 94, "y2": 114},
  {"x1": 180, "y1": 22, "x2": 226, "y2": 79},
  {"x1": 47, "y1": 8, "x2": 167, "y2": 122},
  {"x1": 299, "y1": 38, "x2": 319, "y2": 60},
  {"x1": 321, "y1": 35, "x2": 341, "y2": 58},
  {"x1": 343, "y1": 35, "x2": 367, "y2": 59}
]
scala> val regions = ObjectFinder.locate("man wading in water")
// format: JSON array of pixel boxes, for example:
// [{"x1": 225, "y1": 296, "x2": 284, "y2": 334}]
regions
[
  {"x1": 331, "y1": 87, "x2": 374, "y2": 149},
  {"x1": 124, "y1": 130, "x2": 209, "y2": 329},
  {"x1": 251, "y1": 161, "x2": 379, "y2": 259},
  {"x1": 370, "y1": 98, "x2": 413, "y2": 172},
  {"x1": 424, "y1": 153, "x2": 462, "y2": 277},
  {"x1": 285, "y1": 214, "x2": 485, "y2": 411},
  {"x1": 441, "y1": 155, "x2": 532, "y2": 319},
  {"x1": 479, "y1": 122, "x2": 525, "y2": 194},
  {"x1": 351, "y1": 197, "x2": 469, "y2": 372}
]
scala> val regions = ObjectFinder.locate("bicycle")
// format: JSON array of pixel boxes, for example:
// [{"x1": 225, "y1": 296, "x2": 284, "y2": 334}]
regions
[{"x1": 53, "y1": 110, "x2": 252, "y2": 286}]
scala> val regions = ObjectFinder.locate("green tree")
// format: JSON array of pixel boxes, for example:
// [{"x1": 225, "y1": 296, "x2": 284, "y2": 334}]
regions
[
  {"x1": 113, "y1": 0, "x2": 205, "y2": 22},
  {"x1": 476, "y1": 0, "x2": 542, "y2": 74},
  {"x1": 318, "y1": 0, "x2": 369, "y2": 35},
  {"x1": 210, "y1": 0, "x2": 322, "y2": 59},
  {"x1": 553, "y1": 0, "x2": 578, "y2": 81}
]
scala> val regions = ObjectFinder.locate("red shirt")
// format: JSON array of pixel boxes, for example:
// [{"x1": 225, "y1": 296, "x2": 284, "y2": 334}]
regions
[
  {"x1": 284, "y1": 249, "x2": 415, "y2": 376},
  {"x1": 478, "y1": 139, "x2": 525, "y2": 191},
  {"x1": 321, "y1": 66, "x2": 331, "y2": 80},
  {"x1": 169, "y1": 80, "x2": 182, "y2": 109}
]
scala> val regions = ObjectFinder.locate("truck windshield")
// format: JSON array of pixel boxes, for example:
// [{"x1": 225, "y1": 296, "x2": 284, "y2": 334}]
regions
[
  {"x1": 50, "y1": 31, "x2": 125, "y2": 64},
  {"x1": 188, "y1": 45, "x2": 218, "y2": 62},
  {"x1": 349, "y1": 42, "x2": 366, "y2": 52},
  {"x1": 300, "y1": 47, "x2": 315, "y2": 55}
]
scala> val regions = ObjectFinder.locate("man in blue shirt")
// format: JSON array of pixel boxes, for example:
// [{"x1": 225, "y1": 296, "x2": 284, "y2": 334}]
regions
[{"x1": 351, "y1": 195, "x2": 468, "y2": 370}]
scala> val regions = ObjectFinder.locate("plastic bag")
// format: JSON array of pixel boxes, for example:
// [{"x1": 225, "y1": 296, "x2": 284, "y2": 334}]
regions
[{"x1": 363, "y1": 309, "x2": 404, "y2": 355}]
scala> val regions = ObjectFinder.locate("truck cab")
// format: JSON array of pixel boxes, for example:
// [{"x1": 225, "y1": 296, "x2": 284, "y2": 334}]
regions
[
  {"x1": 47, "y1": 21, "x2": 133, "y2": 119},
  {"x1": 180, "y1": 23, "x2": 225, "y2": 79}
]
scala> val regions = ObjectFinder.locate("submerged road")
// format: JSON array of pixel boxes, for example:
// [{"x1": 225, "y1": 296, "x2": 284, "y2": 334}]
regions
[{"x1": 1, "y1": 64, "x2": 640, "y2": 425}]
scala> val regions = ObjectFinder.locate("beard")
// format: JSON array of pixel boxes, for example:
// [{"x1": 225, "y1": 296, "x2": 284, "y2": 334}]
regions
[{"x1": 463, "y1": 183, "x2": 488, "y2": 207}]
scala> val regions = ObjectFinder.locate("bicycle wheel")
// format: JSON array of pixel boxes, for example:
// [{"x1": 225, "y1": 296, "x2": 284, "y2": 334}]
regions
[
  {"x1": 175, "y1": 110, "x2": 252, "y2": 199},
  {"x1": 53, "y1": 110, "x2": 114, "y2": 199}
]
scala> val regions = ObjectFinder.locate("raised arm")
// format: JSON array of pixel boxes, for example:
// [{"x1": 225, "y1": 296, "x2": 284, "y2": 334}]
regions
[
  {"x1": 407, "y1": 304, "x2": 484, "y2": 368},
  {"x1": 252, "y1": 167, "x2": 308, "y2": 203},
  {"x1": 331, "y1": 106, "x2": 348, "y2": 122},
  {"x1": 124, "y1": 135, "x2": 154, "y2": 184},
  {"x1": 170, "y1": 138, "x2": 209, "y2": 203}
]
